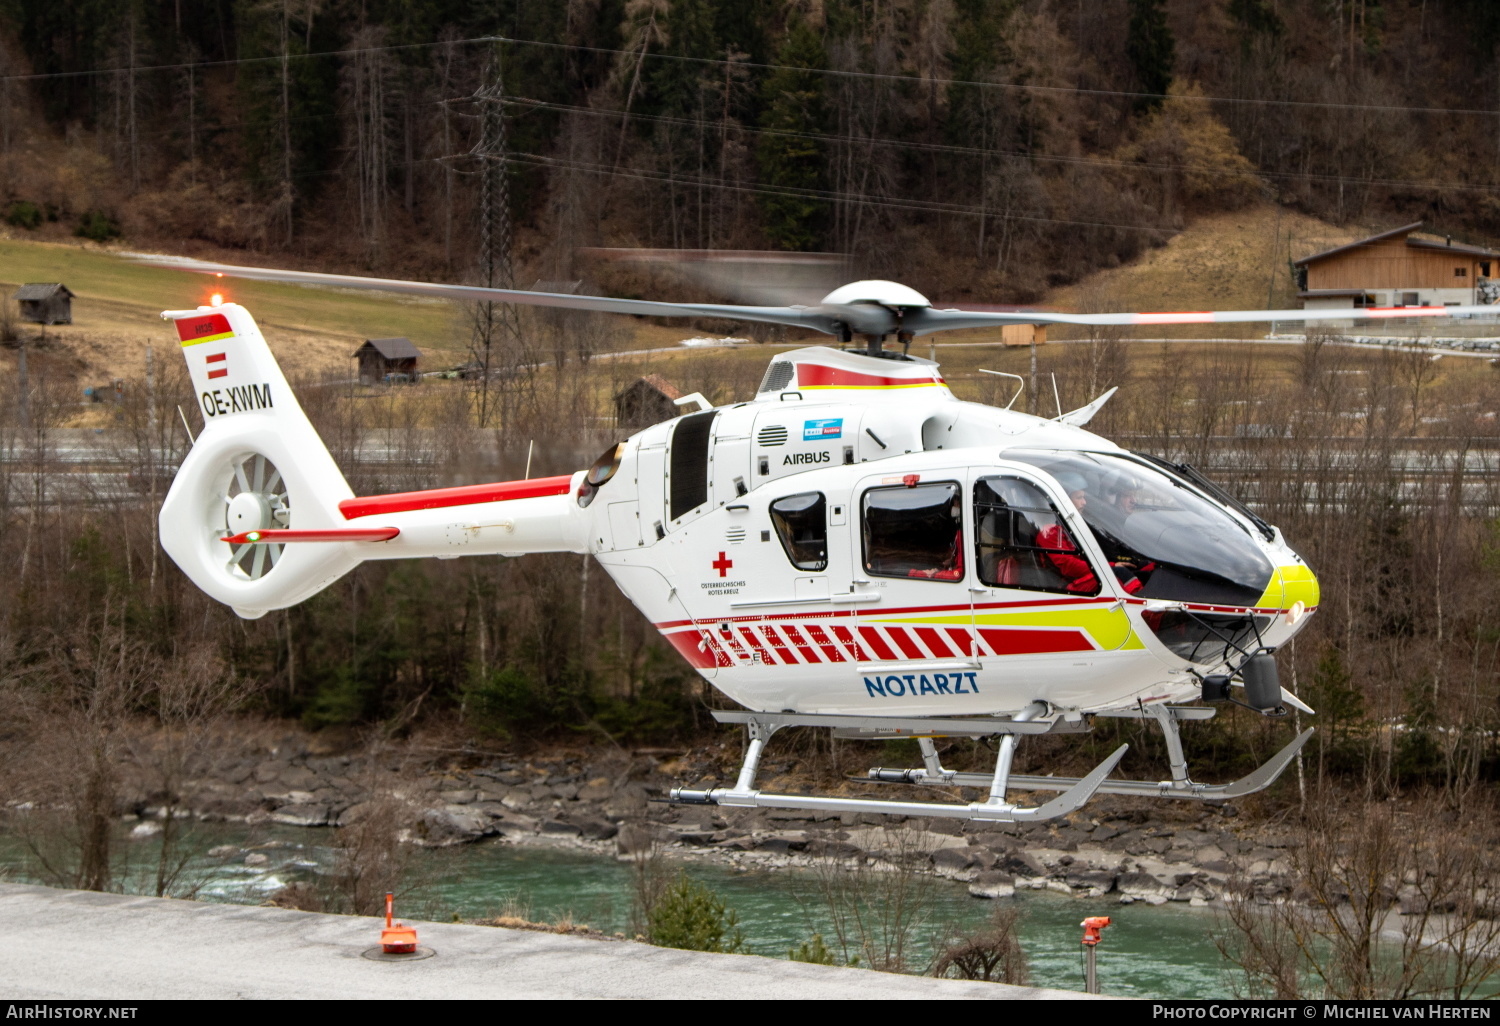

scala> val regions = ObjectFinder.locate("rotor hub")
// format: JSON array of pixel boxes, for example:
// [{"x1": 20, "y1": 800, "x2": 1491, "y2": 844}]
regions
[{"x1": 226, "y1": 490, "x2": 273, "y2": 533}]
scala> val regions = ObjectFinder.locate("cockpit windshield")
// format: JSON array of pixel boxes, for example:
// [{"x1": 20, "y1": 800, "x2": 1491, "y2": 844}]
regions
[{"x1": 1002, "y1": 450, "x2": 1275, "y2": 608}]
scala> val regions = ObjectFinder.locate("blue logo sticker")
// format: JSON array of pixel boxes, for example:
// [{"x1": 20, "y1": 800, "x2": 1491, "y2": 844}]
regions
[{"x1": 803, "y1": 417, "x2": 843, "y2": 441}]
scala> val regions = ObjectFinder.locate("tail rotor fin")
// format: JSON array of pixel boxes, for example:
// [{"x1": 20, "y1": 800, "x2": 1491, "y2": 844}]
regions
[{"x1": 160, "y1": 302, "x2": 360, "y2": 618}]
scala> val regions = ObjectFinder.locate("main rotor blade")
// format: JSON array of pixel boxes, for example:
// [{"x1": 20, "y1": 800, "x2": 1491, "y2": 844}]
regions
[
  {"x1": 131, "y1": 254, "x2": 845, "y2": 335},
  {"x1": 906, "y1": 304, "x2": 1500, "y2": 335}
]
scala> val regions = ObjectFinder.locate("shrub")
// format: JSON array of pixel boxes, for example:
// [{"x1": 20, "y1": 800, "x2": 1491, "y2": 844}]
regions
[
  {"x1": 648, "y1": 871, "x2": 744, "y2": 953},
  {"x1": 789, "y1": 933, "x2": 845, "y2": 965},
  {"x1": 932, "y1": 906, "x2": 1030, "y2": 985},
  {"x1": 4, "y1": 201, "x2": 41, "y2": 230},
  {"x1": 75, "y1": 210, "x2": 122, "y2": 242}
]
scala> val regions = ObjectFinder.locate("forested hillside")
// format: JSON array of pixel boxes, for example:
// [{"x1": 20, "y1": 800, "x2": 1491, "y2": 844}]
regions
[{"x1": 3, "y1": 0, "x2": 1500, "y2": 301}]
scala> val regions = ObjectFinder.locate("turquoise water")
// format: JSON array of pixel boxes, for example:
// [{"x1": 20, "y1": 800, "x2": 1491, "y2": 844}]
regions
[{"x1": 0, "y1": 822, "x2": 1233, "y2": 998}]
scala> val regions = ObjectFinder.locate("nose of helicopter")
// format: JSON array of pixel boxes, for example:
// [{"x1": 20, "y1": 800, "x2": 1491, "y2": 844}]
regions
[{"x1": 1257, "y1": 561, "x2": 1320, "y2": 615}]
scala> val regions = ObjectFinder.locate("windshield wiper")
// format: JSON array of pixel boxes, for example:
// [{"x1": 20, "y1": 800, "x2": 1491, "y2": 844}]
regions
[{"x1": 1131, "y1": 453, "x2": 1276, "y2": 542}]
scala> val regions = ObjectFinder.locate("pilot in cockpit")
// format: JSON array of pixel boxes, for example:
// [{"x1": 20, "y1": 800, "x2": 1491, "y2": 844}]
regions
[{"x1": 1041, "y1": 472, "x2": 1149, "y2": 594}]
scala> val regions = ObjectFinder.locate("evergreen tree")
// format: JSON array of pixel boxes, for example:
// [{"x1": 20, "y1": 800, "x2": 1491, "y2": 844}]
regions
[
  {"x1": 754, "y1": 19, "x2": 828, "y2": 251},
  {"x1": 1126, "y1": 0, "x2": 1174, "y2": 112}
]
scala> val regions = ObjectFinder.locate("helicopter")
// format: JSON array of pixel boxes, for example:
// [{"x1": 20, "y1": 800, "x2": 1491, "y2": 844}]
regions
[{"x1": 144, "y1": 258, "x2": 1494, "y2": 823}]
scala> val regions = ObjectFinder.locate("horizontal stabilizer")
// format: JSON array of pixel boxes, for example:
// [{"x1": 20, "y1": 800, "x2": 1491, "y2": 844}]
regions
[{"x1": 224, "y1": 528, "x2": 400, "y2": 544}]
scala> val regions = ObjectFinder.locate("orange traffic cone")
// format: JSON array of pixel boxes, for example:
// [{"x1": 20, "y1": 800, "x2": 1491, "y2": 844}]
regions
[{"x1": 381, "y1": 892, "x2": 418, "y2": 954}]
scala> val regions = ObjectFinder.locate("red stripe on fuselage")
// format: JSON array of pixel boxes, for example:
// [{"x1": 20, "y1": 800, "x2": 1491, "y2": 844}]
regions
[
  {"x1": 339, "y1": 475, "x2": 573, "y2": 519},
  {"x1": 780, "y1": 625, "x2": 821, "y2": 663},
  {"x1": 914, "y1": 627, "x2": 954, "y2": 658},
  {"x1": 857, "y1": 627, "x2": 898, "y2": 661},
  {"x1": 978, "y1": 628, "x2": 1093, "y2": 655},
  {"x1": 886, "y1": 627, "x2": 926, "y2": 660},
  {"x1": 796, "y1": 365, "x2": 944, "y2": 389}
]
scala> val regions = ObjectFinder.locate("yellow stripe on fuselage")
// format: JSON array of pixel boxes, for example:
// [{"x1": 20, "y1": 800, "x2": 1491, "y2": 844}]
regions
[
  {"x1": 882, "y1": 605, "x2": 1139, "y2": 651},
  {"x1": 180, "y1": 331, "x2": 233, "y2": 346}
]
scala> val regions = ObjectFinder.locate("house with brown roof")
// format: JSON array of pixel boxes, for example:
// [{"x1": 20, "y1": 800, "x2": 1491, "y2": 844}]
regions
[
  {"x1": 1293, "y1": 222, "x2": 1500, "y2": 318},
  {"x1": 614, "y1": 374, "x2": 683, "y2": 429},
  {"x1": 353, "y1": 337, "x2": 421, "y2": 384},
  {"x1": 16, "y1": 283, "x2": 73, "y2": 324}
]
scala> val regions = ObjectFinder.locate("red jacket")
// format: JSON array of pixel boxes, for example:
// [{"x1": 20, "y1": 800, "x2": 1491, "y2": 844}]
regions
[
  {"x1": 1036, "y1": 523, "x2": 1144, "y2": 595},
  {"x1": 1035, "y1": 523, "x2": 1098, "y2": 593}
]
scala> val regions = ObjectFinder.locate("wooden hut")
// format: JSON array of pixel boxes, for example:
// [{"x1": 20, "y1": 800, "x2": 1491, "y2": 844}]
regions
[
  {"x1": 1000, "y1": 323, "x2": 1047, "y2": 346},
  {"x1": 353, "y1": 337, "x2": 421, "y2": 384},
  {"x1": 1294, "y1": 222, "x2": 1500, "y2": 314},
  {"x1": 614, "y1": 374, "x2": 683, "y2": 428},
  {"x1": 16, "y1": 283, "x2": 73, "y2": 325}
]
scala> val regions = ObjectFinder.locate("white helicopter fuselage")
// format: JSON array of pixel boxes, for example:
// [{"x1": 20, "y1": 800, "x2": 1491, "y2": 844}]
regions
[{"x1": 158, "y1": 305, "x2": 1318, "y2": 723}]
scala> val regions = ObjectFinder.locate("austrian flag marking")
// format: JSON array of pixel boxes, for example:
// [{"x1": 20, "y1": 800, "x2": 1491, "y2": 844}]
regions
[{"x1": 205, "y1": 352, "x2": 228, "y2": 379}]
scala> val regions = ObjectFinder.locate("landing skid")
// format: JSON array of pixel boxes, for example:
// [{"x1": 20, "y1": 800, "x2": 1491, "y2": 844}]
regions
[
  {"x1": 869, "y1": 705, "x2": 1314, "y2": 801},
  {"x1": 668, "y1": 704, "x2": 1312, "y2": 823},
  {"x1": 670, "y1": 706, "x2": 1129, "y2": 823}
]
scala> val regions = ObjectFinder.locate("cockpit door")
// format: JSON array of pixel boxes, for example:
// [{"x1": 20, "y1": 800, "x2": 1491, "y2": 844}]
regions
[{"x1": 969, "y1": 465, "x2": 1135, "y2": 659}]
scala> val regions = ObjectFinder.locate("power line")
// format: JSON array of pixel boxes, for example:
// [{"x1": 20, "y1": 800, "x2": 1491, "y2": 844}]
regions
[
  {"x1": 507, "y1": 150, "x2": 1184, "y2": 235},
  {"x1": 4, "y1": 30, "x2": 1500, "y2": 120},
  {"x1": 504, "y1": 94, "x2": 1500, "y2": 197}
]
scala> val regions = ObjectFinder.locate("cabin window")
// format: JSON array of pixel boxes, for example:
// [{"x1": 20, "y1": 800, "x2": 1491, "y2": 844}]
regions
[
  {"x1": 1456, "y1": 267, "x2": 1468, "y2": 278},
  {"x1": 974, "y1": 477, "x2": 1098, "y2": 595},
  {"x1": 862, "y1": 482, "x2": 963, "y2": 581},
  {"x1": 668, "y1": 411, "x2": 717, "y2": 520},
  {"x1": 769, "y1": 492, "x2": 828, "y2": 571}
]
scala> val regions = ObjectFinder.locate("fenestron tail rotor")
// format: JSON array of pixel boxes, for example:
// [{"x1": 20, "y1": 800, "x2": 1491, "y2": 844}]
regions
[{"x1": 222, "y1": 452, "x2": 289, "y2": 581}]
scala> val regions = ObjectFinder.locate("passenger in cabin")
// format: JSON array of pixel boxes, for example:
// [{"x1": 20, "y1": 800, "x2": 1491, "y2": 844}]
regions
[{"x1": 907, "y1": 488, "x2": 964, "y2": 580}]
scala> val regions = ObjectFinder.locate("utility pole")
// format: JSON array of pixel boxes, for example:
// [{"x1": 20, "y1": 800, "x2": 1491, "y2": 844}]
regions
[{"x1": 471, "y1": 47, "x2": 519, "y2": 430}]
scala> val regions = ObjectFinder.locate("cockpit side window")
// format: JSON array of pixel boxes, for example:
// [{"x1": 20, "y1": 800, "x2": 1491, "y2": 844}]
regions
[
  {"x1": 862, "y1": 482, "x2": 964, "y2": 581},
  {"x1": 974, "y1": 476, "x2": 1100, "y2": 596},
  {"x1": 770, "y1": 492, "x2": 828, "y2": 571}
]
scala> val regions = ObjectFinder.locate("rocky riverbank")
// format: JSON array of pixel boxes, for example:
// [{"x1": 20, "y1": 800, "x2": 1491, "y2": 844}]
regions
[{"x1": 122, "y1": 733, "x2": 1301, "y2": 908}]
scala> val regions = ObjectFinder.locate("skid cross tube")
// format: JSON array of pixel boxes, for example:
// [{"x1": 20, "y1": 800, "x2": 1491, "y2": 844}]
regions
[{"x1": 671, "y1": 706, "x2": 1129, "y2": 822}]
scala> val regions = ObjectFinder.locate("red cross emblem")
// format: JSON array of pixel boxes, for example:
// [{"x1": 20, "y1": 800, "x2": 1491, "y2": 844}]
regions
[{"x1": 712, "y1": 552, "x2": 733, "y2": 578}]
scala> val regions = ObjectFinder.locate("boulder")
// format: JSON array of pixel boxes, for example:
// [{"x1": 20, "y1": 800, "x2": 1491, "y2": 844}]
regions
[
  {"x1": 500, "y1": 792, "x2": 532, "y2": 812},
  {"x1": 968, "y1": 871, "x2": 1016, "y2": 899},
  {"x1": 804, "y1": 838, "x2": 863, "y2": 859},
  {"x1": 243, "y1": 852, "x2": 269, "y2": 867},
  {"x1": 439, "y1": 790, "x2": 477, "y2": 805},
  {"x1": 129, "y1": 821, "x2": 162, "y2": 838},
  {"x1": 1066, "y1": 870, "x2": 1117, "y2": 897},
  {"x1": 221, "y1": 762, "x2": 254, "y2": 786},
  {"x1": 278, "y1": 766, "x2": 319, "y2": 791},
  {"x1": 539, "y1": 819, "x2": 581, "y2": 837},
  {"x1": 576, "y1": 777, "x2": 613, "y2": 802},
  {"x1": 1117, "y1": 869, "x2": 1176, "y2": 901},
  {"x1": 602, "y1": 785, "x2": 648, "y2": 821},
  {"x1": 270, "y1": 803, "x2": 330, "y2": 827},
  {"x1": 206, "y1": 845, "x2": 239, "y2": 858},
  {"x1": 931, "y1": 847, "x2": 978, "y2": 880},
  {"x1": 574, "y1": 816, "x2": 619, "y2": 841},
  {"x1": 492, "y1": 814, "x2": 538, "y2": 839},
  {"x1": 672, "y1": 828, "x2": 717, "y2": 846},
  {"x1": 753, "y1": 832, "x2": 808, "y2": 854},
  {"x1": 415, "y1": 808, "x2": 492, "y2": 847},
  {"x1": 994, "y1": 849, "x2": 1047, "y2": 878},
  {"x1": 615, "y1": 823, "x2": 658, "y2": 857}
]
